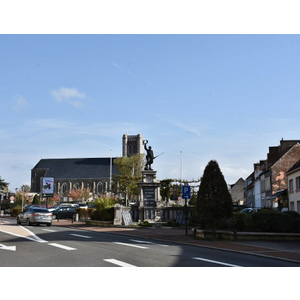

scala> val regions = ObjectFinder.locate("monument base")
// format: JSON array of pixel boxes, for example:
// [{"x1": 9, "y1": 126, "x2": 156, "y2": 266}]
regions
[{"x1": 138, "y1": 170, "x2": 161, "y2": 222}]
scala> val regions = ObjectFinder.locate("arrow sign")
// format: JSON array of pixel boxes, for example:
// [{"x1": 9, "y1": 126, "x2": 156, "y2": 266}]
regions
[{"x1": 0, "y1": 243, "x2": 16, "y2": 251}]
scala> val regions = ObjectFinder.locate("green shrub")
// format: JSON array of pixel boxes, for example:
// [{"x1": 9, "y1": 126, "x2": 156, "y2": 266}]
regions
[
  {"x1": 252, "y1": 210, "x2": 294, "y2": 232},
  {"x1": 91, "y1": 197, "x2": 116, "y2": 221},
  {"x1": 283, "y1": 211, "x2": 300, "y2": 219},
  {"x1": 87, "y1": 208, "x2": 95, "y2": 219},
  {"x1": 233, "y1": 212, "x2": 254, "y2": 231},
  {"x1": 139, "y1": 220, "x2": 153, "y2": 227},
  {"x1": 76, "y1": 208, "x2": 89, "y2": 220},
  {"x1": 11, "y1": 204, "x2": 22, "y2": 217},
  {"x1": 0, "y1": 199, "x2": 11, "y2": 210},
  {"x1": 218, "y1": 217, "x2": 237, "y2": 231},
  {"x1": 165, "y1": 220, "x2": 174, "y2": 227},
  {"x1": 283, "y1": 211, "x2": 300, "y2": 232},
  {"x1": 32, "y1": 194, "x2": 40, "y2": 205},
  {"x1": 189, "y1": 206, "x2": 200, "y2": 226}
]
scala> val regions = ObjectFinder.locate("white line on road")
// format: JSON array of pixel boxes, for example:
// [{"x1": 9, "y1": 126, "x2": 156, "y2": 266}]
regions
[
  {"x1": 192, "y1": 257, "x2": 242, "y2": 267},
  {"x1": 113, "y1": 242, "x2": 148, "y2": 249},
  {"x1": 42, "y1": 229, "x2": 57, "y2": 232},
  {"x1": 48, "y1": 243, "x2": 77, "y2": 251},
  {"x1": 104, "y1": 259, "x2": 137, "y2": 267},
  {"x1": 0, "y1": 243, "x2": 16, "y2": 251},
  {"x1": 130, "y1": 239, "x2": 169, "y2": 246},
  {"x1": 0, "y1": 225, "x2": 48, "y2": 243},
  {"x1": 70, "y1": 234, "x2": 92, "y2": 239}
]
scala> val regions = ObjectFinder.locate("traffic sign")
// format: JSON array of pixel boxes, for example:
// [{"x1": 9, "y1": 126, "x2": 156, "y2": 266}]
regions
[{"x1": 182, "y1": 185, "x2": 191, "y2": 199}]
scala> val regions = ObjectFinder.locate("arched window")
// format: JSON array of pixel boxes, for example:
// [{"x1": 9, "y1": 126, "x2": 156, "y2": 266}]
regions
[
  {"x1": 61, "y1": 183, "x2": 68, "y2": 195},
  {"x1": 73, "y1": 182, "x2": 80, "y2": 190},
  {"x1": 96, "y1": 182, "x2": 103, "y2": 195}
]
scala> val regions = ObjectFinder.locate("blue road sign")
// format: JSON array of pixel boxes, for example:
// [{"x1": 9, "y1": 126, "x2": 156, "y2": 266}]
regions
[{"x1": 182, "y1": 185, "x2": 191, "y2": 199}]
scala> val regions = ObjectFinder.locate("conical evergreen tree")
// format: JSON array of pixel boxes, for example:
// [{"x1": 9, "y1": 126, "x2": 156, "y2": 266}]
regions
[
  {"x1": 32, "y1": 194, "x2": 41, "y2": 205},
  {"x1": 196, "y1": 160, "x2": 233, "y2": 236}
]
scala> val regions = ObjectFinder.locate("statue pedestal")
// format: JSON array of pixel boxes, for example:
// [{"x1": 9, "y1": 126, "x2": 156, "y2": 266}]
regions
[{"x1": 138, "y1": 170, "x2": 161, "y2": 222}]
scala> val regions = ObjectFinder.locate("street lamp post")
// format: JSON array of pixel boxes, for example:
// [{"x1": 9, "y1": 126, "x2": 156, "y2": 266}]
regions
[
  {"x1": 21, "y1": 186, "x2": 24, "y2": 212},
  {"x1": 110, "y1": 149, "x2": 112, "y2": 197}
]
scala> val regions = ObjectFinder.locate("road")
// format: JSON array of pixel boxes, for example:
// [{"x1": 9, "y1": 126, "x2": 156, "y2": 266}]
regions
[{"x1": 0, "y1": 218, "x2": 299, "y2": 267}]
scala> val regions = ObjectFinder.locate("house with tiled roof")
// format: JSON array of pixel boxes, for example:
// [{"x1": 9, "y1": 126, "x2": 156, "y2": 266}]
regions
[
  {"x1": 286, "y1": 159, "x2": 300, "y2": 212},
  {"x1": 244, "y1": 139, "x2": 300, "y2": 209}
]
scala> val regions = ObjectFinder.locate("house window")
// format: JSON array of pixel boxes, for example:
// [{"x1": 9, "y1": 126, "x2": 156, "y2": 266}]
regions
[
  {"x1": 290, "y1": 202, "x2": 295, "y2": 211},
  {"x1": 289, "y1": 179, "x2": 294, "y2": 192},
  {"x1": 296, "y1": 176, "x2": 300, "y2": 191}
]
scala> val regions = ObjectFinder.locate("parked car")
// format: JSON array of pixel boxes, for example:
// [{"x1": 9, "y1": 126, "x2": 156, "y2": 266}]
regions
[
  {"x1": 48, "y1": 203, "x2": 77, "y2": 212},
  {"x1": 76, "y1": 202, "x2": 88, "y2": 209},
  {"x1": 240, "y1": 208, "x2": 258, "y2": 214},
  {"x1": 52, "y1": 206, "x2": 77, "y2": 220},
  {"x1": 17, "y1": 207, "x2": 53, "y2": 226}
]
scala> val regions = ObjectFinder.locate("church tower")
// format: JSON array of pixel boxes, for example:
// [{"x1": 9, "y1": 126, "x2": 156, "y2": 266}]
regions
[{"x1": 122, "y1": 133, "x2": 143, "y2": 157}]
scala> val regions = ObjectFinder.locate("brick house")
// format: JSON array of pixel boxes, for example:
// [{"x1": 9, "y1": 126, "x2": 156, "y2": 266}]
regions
[{"x1": 245, "y1": 140, "x2": 300, "y2": 209}]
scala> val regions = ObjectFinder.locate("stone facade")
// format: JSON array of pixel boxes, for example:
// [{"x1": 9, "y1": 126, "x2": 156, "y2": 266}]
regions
[
  {"x1": 122, "y1": 133, "x2": 143, "y2": 157},
  {"x1": 229, "y1": 178, "x2": 245, "y2": 205}
]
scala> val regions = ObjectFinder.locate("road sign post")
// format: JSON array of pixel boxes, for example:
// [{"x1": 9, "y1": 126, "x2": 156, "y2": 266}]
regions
[{"x1": 182, "y1": 185, "x2": 191, "y2": 236}]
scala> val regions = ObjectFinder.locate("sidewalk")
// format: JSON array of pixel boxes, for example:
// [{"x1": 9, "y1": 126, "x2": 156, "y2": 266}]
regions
[{"x1": 53, "y1": 218, "x2": 300, "y2": 264}]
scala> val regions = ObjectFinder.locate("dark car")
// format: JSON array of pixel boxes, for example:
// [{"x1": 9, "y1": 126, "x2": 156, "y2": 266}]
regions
[
  {"x1": 52, "y1": 206, "x2": 77, "y2": 220},
  {"x1": 17, "y1": 207, "x2": 53, "y2": 226},
  {"x1": 240, "y1": 208, "x2": 258, "y2": 214}
]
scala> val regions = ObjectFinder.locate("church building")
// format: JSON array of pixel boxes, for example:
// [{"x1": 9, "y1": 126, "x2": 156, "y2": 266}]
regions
[{"x1": 30, "y1": 133, "x2": 144, "y2": 200}]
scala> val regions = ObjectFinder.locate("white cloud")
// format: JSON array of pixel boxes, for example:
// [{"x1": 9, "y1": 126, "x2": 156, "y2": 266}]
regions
[
  {"x1": 51, "y1": 87, "x2": 86, "y2": 107},
  {"x1": 164, "y1": 118, "x2": 202, "y2": 137},
  {"x1": 12, "y1": 95, "x2": 29, "y2": 111}
]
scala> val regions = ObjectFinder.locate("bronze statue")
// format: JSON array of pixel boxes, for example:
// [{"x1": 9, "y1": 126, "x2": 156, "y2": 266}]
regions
[
  {"x1": 143, "y1": 140, "x2": 154, "y2": 170},
  {"x1": 143, "y1": 140, "x2": 164, "y2": 170}
]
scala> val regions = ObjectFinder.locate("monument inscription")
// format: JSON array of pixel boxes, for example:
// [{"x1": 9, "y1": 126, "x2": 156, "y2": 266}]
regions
[{"x1": 143, "y1": 186, "x2": 156, "y2": 207}]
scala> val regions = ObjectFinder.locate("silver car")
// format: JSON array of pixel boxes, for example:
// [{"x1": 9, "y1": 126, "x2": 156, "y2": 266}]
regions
[{"x1": 17, "y1": 207, "x2": 53, "y2": 226}]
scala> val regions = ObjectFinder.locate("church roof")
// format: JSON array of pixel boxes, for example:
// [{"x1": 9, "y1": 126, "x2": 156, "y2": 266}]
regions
[{"x1": 32, "y1": 158, "x2": 119, "y2": 179}]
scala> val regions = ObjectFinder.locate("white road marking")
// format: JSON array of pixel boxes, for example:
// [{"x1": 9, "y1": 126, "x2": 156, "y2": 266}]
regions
[
  {"x1": 0, "y1": 225, "x2": 47, "y2": 243},
  {"x1": 70, "y1": 233, "x2": 92, "y2": 239},
  {"x1": 104, "y1": 259, "x2": 137, "y2": 267},
  {"x1": 114, "y1": 242, "x2": 148, "y2": 249},
  {"x1": 0, "y1": 243, "x2": 16, "y2": 251},
  {"x1": 48, "y1": 243, "x2": 77, "y2": 251},
  {"x1": 42, "y1": 229, "x2": 57, "y2": 232},
  {"x1": 192, "y1": 257, "x2": 242, "y2": 267},
  {"x1": 130, "y1": 239, "x2": 168, "y2": 246}
]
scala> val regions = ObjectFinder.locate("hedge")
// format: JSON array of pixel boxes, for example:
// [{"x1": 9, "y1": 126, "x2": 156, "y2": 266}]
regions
[{"x1": 232, "y1": 210, "x2": 300, "y2": 233}]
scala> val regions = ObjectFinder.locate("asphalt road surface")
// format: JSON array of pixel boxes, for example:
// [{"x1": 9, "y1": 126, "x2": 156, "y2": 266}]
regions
[{"x1": 1, "y1": 218, "x2": 299, "y2": 267}]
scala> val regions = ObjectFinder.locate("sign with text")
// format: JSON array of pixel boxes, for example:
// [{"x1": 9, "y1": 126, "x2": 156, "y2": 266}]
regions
[
  {"x1": 143, "y1": 187, "x2": 156, "y2": 207},
  {"x1": 121, "y1": 210, "x2": 133, "y2": 226}
]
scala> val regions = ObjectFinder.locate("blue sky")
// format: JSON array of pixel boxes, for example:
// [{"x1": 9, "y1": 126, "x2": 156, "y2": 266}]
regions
[{"x1": 1, "y1": 34, "x2": 300, "y2": 190}]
